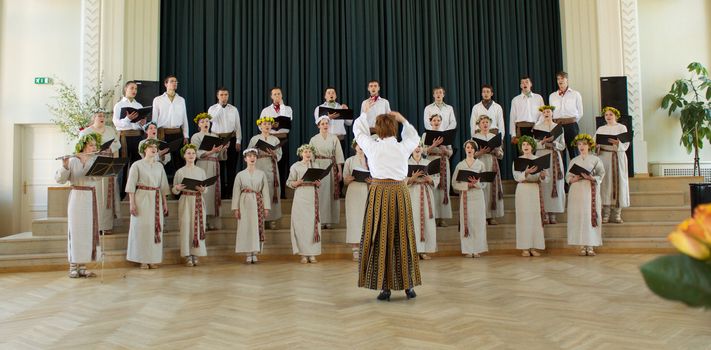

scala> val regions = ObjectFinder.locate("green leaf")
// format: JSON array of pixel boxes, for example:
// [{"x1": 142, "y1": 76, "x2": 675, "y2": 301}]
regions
[{"x1": 640, "y1": 254, "x2": 711, "y2": 308}]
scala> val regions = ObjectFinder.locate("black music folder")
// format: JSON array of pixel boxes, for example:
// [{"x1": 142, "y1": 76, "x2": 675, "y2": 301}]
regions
[
  {"x1": 513, "y1": 154, "x2": 551, "y2": 174},
  {"x1": 455, "y1": 170, "x2": 496, "y2": 183},
  {"x1": 472, "y1": 134, "x2": 502, "y2": 150},
  {"x1": 302, "y1": 163, "x2": 333, "y2": 182},
  {"x1": 100, "y1": 139, "x2": 114, "y2": 151},
  {"x1": 272, "y1": 116, "x2": 292, "y2": 131},
  {"x1": 532, "y1": 125, "x2": 563, "y2": 140},
  {"x1": 423, "y1": 129, "x2": 457, "y2": 146},
  {"x1": 181, "y1": 176, "x2": 218, "y2": 191},
  {"x1": 318, "y1": 107, "x2": 355, "y2": 120},
  {"x1": 159, "y1": 138, "x2": 184, "y2": 153},
  {"x1": 351, "y1": 169, "x2": 371, "y2": 183},
  {"x1": 255, "y1": 138, "x2": 288, "y2": 152},
  {"x1": 569, "y1": 164, "x2": 592, "y2": 176},
  {"x1": 596, "y1": 132, "x2": 631, "y2": 145},
  {"x1": 198, "y1": 135, "x2": 230, "y2": 151},
  {"x1": 120, "y1": 106, "x2": 152, "y2": 121},
  {"x1": 85, "y1": 156, "x2": 128, "y2": 177}
]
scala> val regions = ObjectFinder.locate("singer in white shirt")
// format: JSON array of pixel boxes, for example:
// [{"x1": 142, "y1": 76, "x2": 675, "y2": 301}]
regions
[
  {"x1": 208, "y1": 87, "x2": 243, "y2": 199},
  {"x1": 113, "y1": 81, "x2": 146, "y2": 199},
  {"x1": 354, "y1": 105, "x2": 421, "y2": 301},
  {"x1": 549, "y1": 71, "x2": 584, "y2": 159},
  {"x1": 423, "y1": 86, "x2": 457, "y2": 131},
  {"x1": 359, "y1": 80, "x2": 391, "y2": 127},
  {"x1": 470, "y1": 84, "x2": 505, "y2": 139},
  {"x1": 152, "y1": 75, "x2": 189, "y2": 176},
  {"x1": 509, "y1": 76, "x2": 545, "y2": 138},
  {"x1": 259, "y1": 87, "x2": 292, "y2": 199}
]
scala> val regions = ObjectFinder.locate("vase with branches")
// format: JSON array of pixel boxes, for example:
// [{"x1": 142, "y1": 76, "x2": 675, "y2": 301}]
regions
[{"x1": 48, "y1": 75, "x2": 122, "y2": 140}]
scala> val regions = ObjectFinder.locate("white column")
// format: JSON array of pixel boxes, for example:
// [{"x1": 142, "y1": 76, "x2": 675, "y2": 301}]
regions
[
  {"x1": 620, "y1": 0, "x2": 648, "y2": 175},
  {"x1": 80, "y1": 0, "x2": 102, "y2": 97}
]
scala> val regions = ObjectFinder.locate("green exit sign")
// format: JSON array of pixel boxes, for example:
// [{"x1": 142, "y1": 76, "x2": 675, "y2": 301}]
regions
[{"x1": 34, "y1": 77, "x2": 51, "y2": 85}]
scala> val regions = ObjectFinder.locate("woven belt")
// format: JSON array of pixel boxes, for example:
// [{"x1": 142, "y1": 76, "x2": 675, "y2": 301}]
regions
[
  {"x1": 136, "y1": 185, "x2": 163, "y2": 243},
  {"x1": 241, "y1": 189, "x2": 266, "y2": 242},
  {"x1": 181, "y1": 191, "x2": 205, "y2": 247}
]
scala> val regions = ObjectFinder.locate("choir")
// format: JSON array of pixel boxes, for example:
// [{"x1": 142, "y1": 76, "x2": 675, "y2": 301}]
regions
[{"x1": 58, "y1": 74, "x2": 631, "y2": 281}]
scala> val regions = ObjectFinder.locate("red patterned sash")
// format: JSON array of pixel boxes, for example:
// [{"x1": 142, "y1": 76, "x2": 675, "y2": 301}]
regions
[
  {"x1": 181, "y1": 191, "x2": 205, "y2": 247},
  {"x1": 462, "y1": 190, "x2": 470, "y2": 238},
  {"x1": 300, "y1": 183, "x2": 321, "y2": 243},
  {"x1": 490, "y1": 153, "x2": 504, "y2": 210},
  {"x1": 551, "y1": 151, "x2": 563, "y2": 198},
  {"x1": 71, "y1": 185, "x2": 99, "y2": 260},
  {"x1": 136, "y1": 185, "x2": 163, "y2": 243},
  {"x1": 418, "y1": 182, "x2": 434, "y2": 241},
  {"x1": 241, "y1": 188, "x2": 266, "y2": 242},
  {"x1": 316, "y1": 154, "x2": 340, "y2": 200}
]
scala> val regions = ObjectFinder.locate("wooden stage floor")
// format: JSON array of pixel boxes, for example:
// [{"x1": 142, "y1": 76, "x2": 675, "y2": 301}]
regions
[{"x1": 1, "y1": 255, "x2": 709, "y2": 349}]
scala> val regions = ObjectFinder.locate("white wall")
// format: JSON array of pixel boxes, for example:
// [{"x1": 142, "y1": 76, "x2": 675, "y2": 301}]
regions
[
  {"x1": 0, "y1": 0, "x2": 81, "y2": 236},
  {"x1": 639, "y1": 0, "x2": 711, "y2": 163}
]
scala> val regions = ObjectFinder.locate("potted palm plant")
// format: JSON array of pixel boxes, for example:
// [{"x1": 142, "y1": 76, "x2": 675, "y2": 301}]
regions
[{"x1": 661, "y1": 62, "x2": 711, "y2": 213}]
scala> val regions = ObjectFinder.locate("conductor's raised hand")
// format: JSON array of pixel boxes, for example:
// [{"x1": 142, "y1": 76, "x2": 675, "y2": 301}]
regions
[{"x1": 390, "y1": 111, "x2": 407, "y2": 124}]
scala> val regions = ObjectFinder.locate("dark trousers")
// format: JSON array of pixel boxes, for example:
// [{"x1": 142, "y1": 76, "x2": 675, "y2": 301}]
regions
[
  {"x1": 219, "y1": 136, "x2": 239, "y2": 199},
  {"x1": 277, "y1": 136, "x2": 289, "y2": 199},
  {"x1": 160, "y1": 131, "x2": 184, "y2": 181},
  {"x1": 561, "y1": 122, "x2": 580, "y2": 160},
  {"x1": 118, "y1": 131, "x2": 144, "y2": 200}
]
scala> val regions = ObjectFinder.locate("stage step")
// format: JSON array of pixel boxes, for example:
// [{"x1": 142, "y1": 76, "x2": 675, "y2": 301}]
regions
[{"x1": 2, "y1": 220, "x2": 677, "y2": 256}]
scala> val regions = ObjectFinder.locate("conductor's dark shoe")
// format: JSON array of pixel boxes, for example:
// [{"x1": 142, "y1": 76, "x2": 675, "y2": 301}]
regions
[
  {"x1": 405, "y1": 288, "x2": 417, "y2": 299},
  {"x1": 377, "y1": 290, "x2": 391, "y2": 301}
]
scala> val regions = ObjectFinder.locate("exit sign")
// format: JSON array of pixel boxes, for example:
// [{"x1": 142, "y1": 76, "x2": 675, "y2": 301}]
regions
[{"x1": 34, "y1": 77, "x2": 51, "y2": 85}]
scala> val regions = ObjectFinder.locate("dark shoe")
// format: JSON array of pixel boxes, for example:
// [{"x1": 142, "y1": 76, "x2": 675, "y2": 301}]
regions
[
  {"x1": 377, "y1": 290, "x2": 391, "y2": 301},
  {"x1": 405, "y1": 288, "x2": 417, "y2": 299}
]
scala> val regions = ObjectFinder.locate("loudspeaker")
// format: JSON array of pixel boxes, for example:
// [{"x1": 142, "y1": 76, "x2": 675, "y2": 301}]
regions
[
  {"x1": 600, "y1": 76, "x2": 628, "y2": 115},
  {"x1": 134, "y1": 80, "x2": 160, "y2": 107}
]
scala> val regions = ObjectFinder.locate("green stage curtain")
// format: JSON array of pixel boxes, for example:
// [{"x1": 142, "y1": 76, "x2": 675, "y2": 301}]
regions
[{"x1": 160, "y1": 0, "x2": 562, "y2": 179}]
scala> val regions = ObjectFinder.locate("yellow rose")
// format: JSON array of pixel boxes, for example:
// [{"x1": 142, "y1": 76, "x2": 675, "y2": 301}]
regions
[
  {"x1": 691, "y1": 205, "x2": 711, "y2": 244},
  {"x1": 668, "y1": 230, "x2": 711, "y2": 260}
]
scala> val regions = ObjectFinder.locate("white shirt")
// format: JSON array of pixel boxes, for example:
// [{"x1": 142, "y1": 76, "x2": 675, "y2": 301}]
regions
[
  {"x1": 509, "y1": 92, "x2": 545, "y2": 135},
  {"x1": 152, "y1": 92, "x2": 189, "y2": 138},
  {"x1": 260, "y1": 103, "x2": 293, "y2": 135},
  {"x1": 470, "y1": 100, "x2": 505, "y2": 139},
  {"x1": 359, "y1": 96, "x2": 391, "y2": 127},
  {"x1": 207, "y1": 103, "x2": 242, "y2": 144},
  {"x1": 353, "y1": 113, "x2": 419, "y2": 181},
  {"x1": 313, "y1": 102, "x2": 352, "y2": 136},
  {"x1": 549, "y1": 87, "x2": 583, "y2": 122},
  {"x1": 423, "y1": 102, "x2": 457, "y2": 131},
  {"x1": 112, "y1": 97, "x2": 144, "y2": 131}
]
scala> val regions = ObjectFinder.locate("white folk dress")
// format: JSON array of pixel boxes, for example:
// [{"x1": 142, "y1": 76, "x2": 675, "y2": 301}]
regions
[
  {"x1": 191, "y1": 132, "x2": 226, "y2": 218},
  {"x1": 310, "y1": 133, "x2": 345, "y2": 224},
  {"x1": 566, "y1": 154, "x2": 605, "y2": 247},
  {"x1": 513, "y1": 155, "x2": 550, "y2": 250},
  {"x1": 595, "y1": 124, "x2": 630, "y2": 208},
  {"x1": 125, "y1": 159, "x2": 170, "y2": 264},
  {"x1": 247, "y1": 134, "x2": 282, "y2": 222},
  {"x1": 80, "y1": 126, "x2": 121, "y2": 231},
  {"x1": 343, "y1": 155, "x2": 369, "y2": 244},
  {"x1": 421, "y1": 133, "x2": 453, "y2": 219},
  {"x1": 55, "y1": 157, "x2": 100, "y2": 264},
  {"x1": 452, "y1": 159, "x2": 489, "y2": 254},
  {"x1": 472, "y1": 132, "x2": 505, "y2": 219},
  {"x1": 232, "y1": 168, "x2": 271, "y2": 254},
  {"x1": 533, "y1": 121, "x2": 567, "y2": 213},
  {"x1": 172, "y1": 165, "x2": 207, "y2": 257},
  {"x1": 407, "y1": 157, "x2": 438, "y2": 253},
  {"x1": 286, "y1": 161, "x2": 322, "y2": 256}
]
